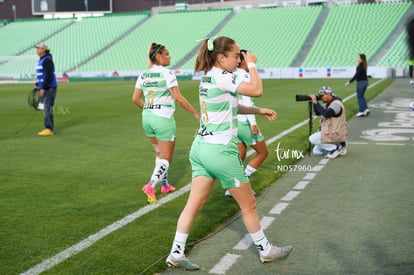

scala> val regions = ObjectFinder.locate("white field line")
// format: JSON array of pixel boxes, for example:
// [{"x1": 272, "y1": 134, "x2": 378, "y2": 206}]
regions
[
  {"x1": 208, "y1": 253, "x2": 241, "y2": 274},
  {"x1": 21, "y1": 79, "x2": 384, "y2": 274},
  {"x1": 21, "y1": 185, "x2": 191, "y2": 275}
]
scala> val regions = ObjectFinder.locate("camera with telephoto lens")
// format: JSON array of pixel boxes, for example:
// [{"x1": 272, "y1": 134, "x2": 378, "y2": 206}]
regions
[{"x1": 295, "y1": 94, "x2": 322, "y2": 102}]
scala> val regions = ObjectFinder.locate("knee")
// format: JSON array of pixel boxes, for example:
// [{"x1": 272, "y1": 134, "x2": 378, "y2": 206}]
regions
[
  {"x1": 240, "y1": 199, "x2": 257, "y2": 214},
  {"x1": 309, "y1": 133, "x2": 318, "y2": 144},
  {"x1": 258, "y1": 147, "x2": 268, "y2": 160}
]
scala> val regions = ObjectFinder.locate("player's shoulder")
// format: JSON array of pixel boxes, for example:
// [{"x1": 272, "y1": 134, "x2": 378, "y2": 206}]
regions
[{"x1": 154, "y1": 65, "x2": 174, "y2": 75}]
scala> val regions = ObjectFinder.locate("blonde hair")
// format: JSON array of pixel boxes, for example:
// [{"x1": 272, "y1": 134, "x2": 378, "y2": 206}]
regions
[{"x1": 194, "y1": 36, "x2": 236, "y2": 73}]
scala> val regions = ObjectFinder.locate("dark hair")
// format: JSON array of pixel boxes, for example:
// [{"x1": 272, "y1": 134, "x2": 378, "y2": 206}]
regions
[
  {"x1": 148, "y1": 43, "x2": 165, "y2": 65},
  {"x1": 239, "y1": 49, "x2": 247, "y2": 62},
  {"x1": 407, "y1": 16, "x2": 414, "y2": 59},
  {"x1": 194, "y1": 36, "x2": 236, "y2": 73},
  {"x1": 359, "y1": 53, "x2": 367, "y2": 71}
]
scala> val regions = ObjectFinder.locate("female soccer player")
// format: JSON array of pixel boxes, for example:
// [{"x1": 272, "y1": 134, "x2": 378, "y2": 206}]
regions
[
  {"x1": 132, "y1": 43, "x2": 200, "y2": 204},
  {"x1": 166, "y1": 36, "x2": 292, "y2": 270}
]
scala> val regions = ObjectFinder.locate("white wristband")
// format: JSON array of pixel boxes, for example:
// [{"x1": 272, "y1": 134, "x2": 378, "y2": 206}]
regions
[{"x1": 247, "y1": 62, "x2": 256, "y2": 69}]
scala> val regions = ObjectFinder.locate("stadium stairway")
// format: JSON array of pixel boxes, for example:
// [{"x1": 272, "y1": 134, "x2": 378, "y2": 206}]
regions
[
  {"x1": 0, "y1": 19, "x2": 75, "y2": 67},
  {"x1": 70, "y1": 15, "x2": 151, "y2": 72},
  {"x1": 172, "y1": 10, "x2": 237, "y2": 70},
  {"x1": 370, "y1": 4, "x2": 414, "y2": 66},
  {"x1": 290, "y1": 6, "x2": 329, "y2": 67},
  {"x1": 302, "y1": 2, "x2": 412, "y2": 68}
]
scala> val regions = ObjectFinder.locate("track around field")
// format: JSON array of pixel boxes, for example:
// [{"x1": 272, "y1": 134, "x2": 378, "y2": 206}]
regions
[{"x1": 162, "y1": 79, "x2": 414, "y2": 274}]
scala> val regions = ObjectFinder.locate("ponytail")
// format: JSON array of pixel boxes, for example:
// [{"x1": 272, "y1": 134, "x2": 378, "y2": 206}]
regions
[{"x1": 194, "y1": 36, "x2": 236, "y2": 73}]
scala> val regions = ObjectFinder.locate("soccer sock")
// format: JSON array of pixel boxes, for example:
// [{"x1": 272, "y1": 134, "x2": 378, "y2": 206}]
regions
[
  {"x1": 244, "y1": 165, "x2": 257, "y2": 178},
  {"x1": 154, "y1": 157, "x2": 170, "y2": 187},
  {"x1": 170, "y1": 231, "x2": 188, "y2": 258},
  {"x1": 250, "y1": 229, "x2": 272, "y2": 256},
  {"x1": 149, "y1": 157, "x2": 159, "y2": 186},
  {"x1": 149, "y1": 159, "x2": 169, "y2": 187},
  {"x1": 160, "y1": 172, "x2": 169, "y2": 187}
]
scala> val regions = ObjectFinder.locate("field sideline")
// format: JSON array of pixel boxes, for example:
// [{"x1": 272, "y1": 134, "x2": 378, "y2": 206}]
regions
[{"x1": 0, "y1": 79, "x2": 393, "y2": 274}]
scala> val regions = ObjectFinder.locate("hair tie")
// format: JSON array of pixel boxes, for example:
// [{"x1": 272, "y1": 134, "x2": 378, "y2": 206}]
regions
[
  {"x1": 150, "y1": 44, "x2": 163, "y2": 60},
  {"x1": 207, "y1": 36, "x2": 218, "y2": 51}
]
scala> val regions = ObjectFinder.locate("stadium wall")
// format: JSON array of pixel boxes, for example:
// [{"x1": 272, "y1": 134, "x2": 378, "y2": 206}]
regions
[
  {"x1": 0, "y1": 66, "x2": 396, "y2": 84},
  {"x1": 0, "y1": 0, "x2": 356, "y2": 22}
]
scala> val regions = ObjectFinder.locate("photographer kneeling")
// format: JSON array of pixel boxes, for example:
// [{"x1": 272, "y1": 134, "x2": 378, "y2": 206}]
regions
[{"x1": 309, "y1": 86, "x2": 348, "y2": 159}]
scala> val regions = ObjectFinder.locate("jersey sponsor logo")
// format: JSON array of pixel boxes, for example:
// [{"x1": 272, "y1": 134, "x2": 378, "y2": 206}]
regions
[
  {"x1": 143, "y1": 81, "x2": 159, "y2": 87},
  {"x1": 201, "y1": 76, "x2": 212, "y2": 83},
  {"x1": 197, "y1": 125, "x2": 213, "y2": 136},
  {"x1": 144, "y1": 104, "x2": 161, "y2": 109},
  {"x1": 143, "y1": 72, "x2": 162, "y2": 78},
  {"x1": 199, "y1": 86, "x2": 208, "y2": 97}
]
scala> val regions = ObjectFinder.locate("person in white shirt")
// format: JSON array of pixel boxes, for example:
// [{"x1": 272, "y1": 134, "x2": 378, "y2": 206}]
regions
[
  {"x1": 165, "y1": 36, "x2": 292, "y2": 270},
  {"x1": 132, "y1": 43, "x2": 200, "y2": 204}
]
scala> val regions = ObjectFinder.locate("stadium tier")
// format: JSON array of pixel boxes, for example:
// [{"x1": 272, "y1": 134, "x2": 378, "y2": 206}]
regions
[
  {"x1": 302, "y1": 2, "x2": 411, "y2": 68},
  {"x1": 378, "y1": 31, "x2": 409, "y2": 68},
  {"x1": 209, "y1": 5, "x2": 323, "y2": 68},
  {"x1": 0, "y1": 18, "x2": 73, "y2": 57},
  {"x1": 77, "y1": 9, "x2": 233, "y2": 73},
  {"x1": 0, "y1": 2, "x2": 412, "y2": 77},
  {"x1": 0, "y1": 12, "x2": 150, "y2": 75}
]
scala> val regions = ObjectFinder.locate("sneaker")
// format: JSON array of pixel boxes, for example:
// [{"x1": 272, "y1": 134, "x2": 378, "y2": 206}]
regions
[
  {"x1": 339, "y1": 146, "x2": 348, "y2": 156},
  {"x1": 166, "y1": 254, "x2": 200, "y2": 270},
  {"x1": 260, "y1": 245, "x2": 293, "y2": 263},
  {"x1": 327, "y1": 145, "x2": 346, "y2": 159},
  {"x1": 142, "y1": 183, "x2": 157, "y2": 204},
  {"x1": 161, "y1": 184, "x2": 176, "y2": 194},
  {"x1": 355, "y1": 112, "x2": 365, "y2": 117},
  {"x1": 38, "y1": 128, "x2": 54, "y2": 136},
  {"x1": 364, "y1": 109, "x2": 370, "y2": 116}
]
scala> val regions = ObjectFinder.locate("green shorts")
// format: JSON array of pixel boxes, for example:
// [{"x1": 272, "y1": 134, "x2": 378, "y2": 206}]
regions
[
  {"x1": 189, "y1": 136, "x2": 249, "y2": 189},
  {"x1": 142, "y1": 112, "x2": 176, "y2": 141},
  {"x1": 237, "y1": 121, "x2": 264, "y2": 147}
]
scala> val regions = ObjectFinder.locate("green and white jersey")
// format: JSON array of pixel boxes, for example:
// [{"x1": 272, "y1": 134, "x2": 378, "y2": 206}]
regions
[
  {"x1": 197, "y1": 67, "x2": 242, "y2": 145},
  {"x1": 234, "y1": 68, "x2": 256, "y2": 125},
  {"x1": 135, "y1": 65, "x2": 178, "y2": 119}
]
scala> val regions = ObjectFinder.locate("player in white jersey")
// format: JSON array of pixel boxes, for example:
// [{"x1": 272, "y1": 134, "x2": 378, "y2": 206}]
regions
[
  {"x1": 166, "y1": 37, "x2": 292, "y2": 270},
  {"x1": 132, "y1": 43, "x2": 200, "y2": 204},
  {"x1": 223, "y1": 51, "x2": 269, "y2": 197}
]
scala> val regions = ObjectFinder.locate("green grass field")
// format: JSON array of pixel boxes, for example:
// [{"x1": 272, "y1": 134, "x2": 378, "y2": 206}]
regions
[{"x1": 0, "y1": 78, "x2": 393, "y2": 274}]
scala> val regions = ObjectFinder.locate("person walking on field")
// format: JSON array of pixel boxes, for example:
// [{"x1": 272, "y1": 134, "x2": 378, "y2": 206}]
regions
[
  {"x1": 132, "y1": 43, "x2": 200, "y2": 204},
  {"x1": 35, "y1": 42, "x2": 57, "y2": 136},
  {"x1": 225, "y1": 50, "x2": 268, "y2": 197},
  {"x1": 345, "y1": 53, "x2": 369, "y2": 117},
  {"x1": 165, "y1": 36, "x2": 293, "y2": 271}
]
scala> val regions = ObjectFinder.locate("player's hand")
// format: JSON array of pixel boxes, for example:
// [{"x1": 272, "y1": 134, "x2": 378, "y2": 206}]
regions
[
  {"x1": 194, "y1": 112, "x2": 201, "y2": 121},
  {"x1": 259, "y1": 108, "x2": 277, "y2": 121},
  {"x1": 40, "y1": 89, "x2": 45, "y2": 97},
  {"x1": 243, "y1": 51, "x2": 257, "y2": 64},
  {"x1": 251, "y1": 125, "x2": 259, "y2": 135}
]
